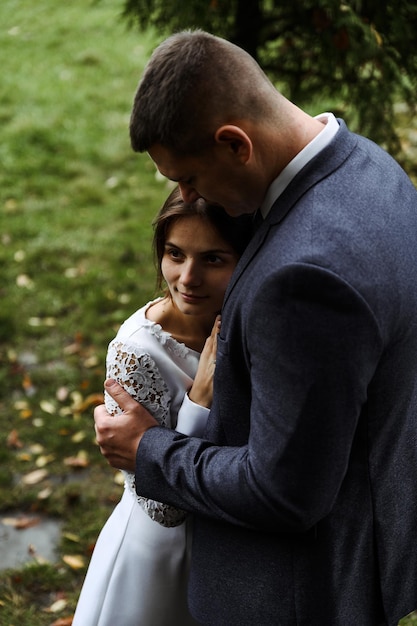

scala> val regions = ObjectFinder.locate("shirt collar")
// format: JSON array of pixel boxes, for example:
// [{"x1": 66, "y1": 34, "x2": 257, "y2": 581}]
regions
[{"x1": 259, "y1": 113, "x2": 339, "y2": 218}]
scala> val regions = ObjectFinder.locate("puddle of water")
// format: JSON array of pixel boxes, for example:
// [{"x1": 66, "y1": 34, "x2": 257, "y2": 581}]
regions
[{"x1": 0, "y1": 513, "x2": 62, "y2": 570}]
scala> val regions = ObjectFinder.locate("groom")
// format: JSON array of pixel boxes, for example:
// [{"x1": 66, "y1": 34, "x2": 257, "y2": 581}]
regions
[{"x1": 95, "y1": 30, "x2": 417, "y2": 625}]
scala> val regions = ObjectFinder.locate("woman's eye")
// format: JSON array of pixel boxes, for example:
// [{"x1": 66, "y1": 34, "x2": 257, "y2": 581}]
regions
[
  {"x1": 205, "y1": 254, "x2": 221, "y2": 264},
  {"x1": 167, "y1": 248, "x2": 182, "y2": 260}
]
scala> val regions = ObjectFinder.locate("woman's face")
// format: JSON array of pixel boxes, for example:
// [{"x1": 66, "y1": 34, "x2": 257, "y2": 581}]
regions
[{"x1": 161, "y1": 215, "x2": 240, "y2": 318}]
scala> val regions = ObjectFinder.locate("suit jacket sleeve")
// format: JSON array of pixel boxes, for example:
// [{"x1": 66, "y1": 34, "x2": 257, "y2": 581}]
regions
[{"x1": 135, "y1": 263, "x2": 382, "y2": 532}]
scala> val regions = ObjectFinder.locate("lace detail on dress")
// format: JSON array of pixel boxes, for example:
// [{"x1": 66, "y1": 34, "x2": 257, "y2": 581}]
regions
[
  {"x1": 105, "y1": 339, "x2": 187, "y2": 527},
  {"x1": 143, "y1": 319, "x2": 190, "y2": 360}
]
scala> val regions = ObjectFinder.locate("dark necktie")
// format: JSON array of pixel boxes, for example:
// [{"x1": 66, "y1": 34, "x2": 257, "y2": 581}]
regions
[{"x1": 252, "y1": 209, "x2": 263, "y2": 234}]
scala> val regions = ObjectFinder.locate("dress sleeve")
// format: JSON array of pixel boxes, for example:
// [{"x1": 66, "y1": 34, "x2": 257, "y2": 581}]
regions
[
  {"x1": 105, "y1": 339, "x2": 188, "y2": 527},
  {"x1": 105, "y1": 339, "x2": 171, "y2": 426}
]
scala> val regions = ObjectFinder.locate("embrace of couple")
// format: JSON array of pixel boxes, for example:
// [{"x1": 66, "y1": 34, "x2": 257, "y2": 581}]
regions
[{"x1": 73, "y1": 30, "x2": 417, "y2": 626}]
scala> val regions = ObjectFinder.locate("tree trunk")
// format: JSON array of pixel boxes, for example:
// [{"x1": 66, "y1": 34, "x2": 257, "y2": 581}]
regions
[{"x1": 231, "y1": 0, "x2": 261, "y2": 60}]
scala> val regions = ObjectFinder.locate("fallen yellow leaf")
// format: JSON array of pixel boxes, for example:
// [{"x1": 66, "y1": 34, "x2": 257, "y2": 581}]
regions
[
  {"x1": 62, "y1": 554, "x2": 85, "y2": 569},
  {"x1": 46, "y1": 598, "x2": 67, "y2": 613},
  {"x1": 71, "y1": 430, "x2": 86, "y2": 443},
  {"x1": 37, "y1": 487, "x2": 53, "y2": 500},
  {"x1": 83, "y1": 355, "x2": 99, "y2": 368},
  {"x1": 114, "y1": 471, "x2": 125, "y2": 485},
  {"x1": 36, "y1": 454, "x2": 55, "y2": 468},
  {"x1": 21, "y1": 468, "x2": 49, "y2": 485},
  {"x1": 16, "y1": 452, "x2": 32, "y2": 462},
  {"x1": 40, "y1": 400, "x2": 56, "y2": 414},
  {"x1": 14, "y1": 400, "x2": 29, "y2": 410},
  {"x1": 62, "y1": 531, "x2": 80, "y2": 543}
]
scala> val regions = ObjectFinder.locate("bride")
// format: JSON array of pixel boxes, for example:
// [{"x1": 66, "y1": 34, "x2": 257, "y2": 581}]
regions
[{"x1": 72, "y1": 186, "x2": 250, "y2": 625}]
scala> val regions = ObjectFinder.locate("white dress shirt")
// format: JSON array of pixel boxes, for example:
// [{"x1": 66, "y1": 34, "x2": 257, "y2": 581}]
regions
[{"x1": 259, "y1": 113, "x2": 340, "y2": 218}]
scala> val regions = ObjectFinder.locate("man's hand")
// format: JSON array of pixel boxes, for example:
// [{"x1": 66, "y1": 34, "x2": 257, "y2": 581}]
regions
[{"x1": 94, "y1": 379, "x2": 158, "y2": 471}]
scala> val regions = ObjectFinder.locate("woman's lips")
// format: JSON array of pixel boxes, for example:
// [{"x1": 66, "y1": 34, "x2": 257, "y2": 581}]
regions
[{"x1": 179, "y1": 292, "x2": 207, "y2": 303}]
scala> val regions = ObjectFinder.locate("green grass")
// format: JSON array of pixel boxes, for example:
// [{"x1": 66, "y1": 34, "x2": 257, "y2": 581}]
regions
[
  {"x1": 0, "y1": 0, "x2": 171, "y2": 622},
  {"x1": 0, "y1": 1, "x2": 416, "y2": 624}
]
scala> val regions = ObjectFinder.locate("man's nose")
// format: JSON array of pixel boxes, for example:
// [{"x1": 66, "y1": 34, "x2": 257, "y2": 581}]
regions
[{"x1": 178, "y1": 181, "x2": 200, "y2": 203}]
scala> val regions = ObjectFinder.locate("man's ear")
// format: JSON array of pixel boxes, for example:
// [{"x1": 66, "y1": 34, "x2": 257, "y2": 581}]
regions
[{"x1": 214, "y1": 125, "x2": 252, "y2": 163}]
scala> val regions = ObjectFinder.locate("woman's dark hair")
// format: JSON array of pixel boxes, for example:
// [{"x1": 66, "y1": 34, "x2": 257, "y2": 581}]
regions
[{"x1": 152, "y1": 186, "x2": 251, "y2": 290}]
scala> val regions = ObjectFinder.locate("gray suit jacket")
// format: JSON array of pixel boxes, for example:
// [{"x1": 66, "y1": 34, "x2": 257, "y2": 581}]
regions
[{"x1": 137, "y1": 121, "x2": 417, "y2": 625}]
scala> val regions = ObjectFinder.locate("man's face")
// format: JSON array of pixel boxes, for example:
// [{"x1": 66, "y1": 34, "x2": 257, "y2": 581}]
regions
[{"x1": 148, "y1": 143, "x2": 259, "y2": 217}]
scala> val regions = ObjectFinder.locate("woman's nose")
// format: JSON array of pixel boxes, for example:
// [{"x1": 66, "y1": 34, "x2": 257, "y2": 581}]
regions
[
  {"x1": 180, "y1": 260, "x2": 201, "y2": 287},
  {"x1": 178, "y1": 181, "x2": 200, "y2": 204}
]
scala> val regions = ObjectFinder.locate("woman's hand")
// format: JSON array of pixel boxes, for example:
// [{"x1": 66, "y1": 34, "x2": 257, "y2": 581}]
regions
[{"x1": 188, "y1": 315, "x2": 220, "y2": 408}]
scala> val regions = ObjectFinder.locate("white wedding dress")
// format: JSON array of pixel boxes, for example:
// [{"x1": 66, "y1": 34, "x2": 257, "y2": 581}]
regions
[{"x1": 72, "y1": 300, "x2": 209, "y2": 626}]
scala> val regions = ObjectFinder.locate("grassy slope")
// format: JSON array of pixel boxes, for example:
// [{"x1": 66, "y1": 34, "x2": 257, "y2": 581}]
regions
[{"x1": 0, "y1": 1, "x2": 170, "y2": 623}]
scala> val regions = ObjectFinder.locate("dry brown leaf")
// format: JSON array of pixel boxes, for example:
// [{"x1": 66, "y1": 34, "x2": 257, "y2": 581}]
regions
[
  {"x1": 56, "y1": 386, "x2": 69, "y2": 402},
  {"x1": 7, "y1": 428, "x2": 23, "y2": 449},
  {"x1": 21, "y1": 468, "x2": 49, "y2": 485},
  {"x1": 22, "y1": 372, "x2": 35, "y2": 392},
  {"x1": 1, "y1": 515, "x2": 41, "y2": 530},
  {"x1": 63, "y1": 332, "x2": 84, "y2": 355},
  {"x1": 49, "y1": 617, "x2": 74, "y2": 626},
  {"x1": 72, "y1": 392, "x2": 104, "y2": 413},
  {"x1": 63, "y1": 451, "x2": 89, "y2": 468},
  {"x1": 62, "y1": 554, "x2": 85, "y2": 569},
  {"x1": 63, "y1": 342, "x2": 82, "y2": 355},
  {"x1": 83, "y1": 354, "x2": 99, "y2": 368}
]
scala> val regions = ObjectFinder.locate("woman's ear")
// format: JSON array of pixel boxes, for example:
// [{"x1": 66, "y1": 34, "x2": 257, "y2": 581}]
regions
[{"x1": 214, "y1": 125, "x2": 252, "y2": 163}]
